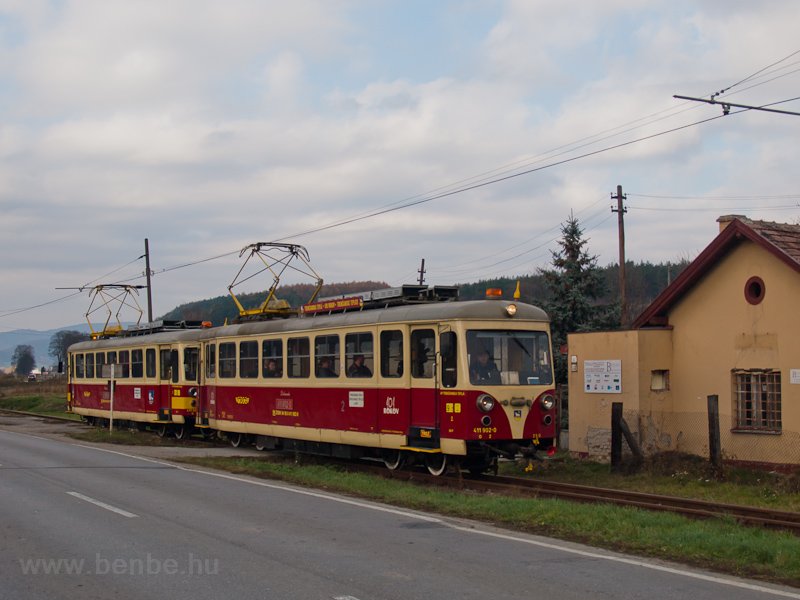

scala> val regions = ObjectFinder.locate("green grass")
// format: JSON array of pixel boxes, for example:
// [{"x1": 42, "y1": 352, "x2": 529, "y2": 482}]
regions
[
  {"x1": 177, "y1": 455, "x2": 800, "y2": 586},
  {"x1": 0, "y1": 392, "x2": 79, "y2": 420}
]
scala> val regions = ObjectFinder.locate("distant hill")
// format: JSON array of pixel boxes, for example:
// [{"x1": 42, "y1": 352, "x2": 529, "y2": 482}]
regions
[
  {"x1": 161, "y1": 261, "x2": 688, "y2": 324},
  {"x1": 0, "y1": 324, "x2": 92, "y2": 369},
  {"x1": 161, "y1": 281, "x2": 390, "y2": 324}
]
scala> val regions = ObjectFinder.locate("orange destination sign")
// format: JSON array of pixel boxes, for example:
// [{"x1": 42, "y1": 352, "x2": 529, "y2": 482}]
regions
[{"x1": 302, "y1": 297, "x2": 364, "y2": 314}]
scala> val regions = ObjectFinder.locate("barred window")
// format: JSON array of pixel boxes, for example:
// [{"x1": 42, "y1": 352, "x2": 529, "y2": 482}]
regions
[{"x1": 733, "y1": 369, "x2": 781, "y2": 432}]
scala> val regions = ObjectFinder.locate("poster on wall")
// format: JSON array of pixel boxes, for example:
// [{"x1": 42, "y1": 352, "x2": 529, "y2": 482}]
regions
[{"x1": 584, "y1": 360, "x2": 622, "y2": 393}]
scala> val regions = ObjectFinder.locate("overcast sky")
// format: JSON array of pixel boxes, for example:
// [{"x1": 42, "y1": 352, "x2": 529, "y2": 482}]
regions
[{"x1": 0, "y1": 0, "x2": 798, "y2": 331}]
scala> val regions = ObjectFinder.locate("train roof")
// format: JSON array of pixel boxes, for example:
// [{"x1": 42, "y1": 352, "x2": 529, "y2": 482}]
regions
[{"x1": 68, "y1": 299, "x2": 549, "y2": 351}]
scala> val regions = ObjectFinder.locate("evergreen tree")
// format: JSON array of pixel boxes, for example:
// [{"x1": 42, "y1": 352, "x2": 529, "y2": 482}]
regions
[
  {"x1": 539, "y1": 213, "x2": 618, "y2": 384},
  {"x1": 12, "y1": 344, "x2": 36, "y2": 377}
]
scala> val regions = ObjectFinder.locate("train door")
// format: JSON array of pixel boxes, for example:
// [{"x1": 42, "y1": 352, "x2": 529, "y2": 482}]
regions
[
  {"x1": 408, "y1": 327, "x2": 438, "y2": 443},
  {"x1": 196, "y1": 341, "x2": 212, "y2": 427},
  {"x1": 376, "y1": 325, "x2": 410, "y2": 435},
  {"x1": 157, "y1": 345, "x2": 176, "y2": 421}
]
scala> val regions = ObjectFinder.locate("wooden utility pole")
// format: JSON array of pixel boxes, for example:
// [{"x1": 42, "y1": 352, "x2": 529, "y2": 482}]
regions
[
  {"x1": 417, "y1": 258, "x2": 426, "y2": 286},
  {"x1": 611, "y1": 185, "x2": 627, "y2": 327},
  {"x1": 144, "y1": 238, "x2": 153, "y2": 323}
]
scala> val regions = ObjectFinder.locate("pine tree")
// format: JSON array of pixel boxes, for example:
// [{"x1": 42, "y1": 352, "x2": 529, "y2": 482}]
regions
[{"x1": 539, "y1": 213, "x2": 618, "y2": 384}]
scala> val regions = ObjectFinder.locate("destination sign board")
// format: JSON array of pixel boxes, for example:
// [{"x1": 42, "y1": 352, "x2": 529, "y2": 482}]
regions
[{"x1": 302, "y1": 297, "x2": 364, "y2": 314}]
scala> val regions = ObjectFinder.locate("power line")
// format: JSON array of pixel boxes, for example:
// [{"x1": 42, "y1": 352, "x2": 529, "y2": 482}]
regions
[
  {"x1": 628, "y1": 204, "x2": 799, "y2": 213},
  {"x1": 712, "y1": 49, "x2": 800, "y2": 99}
]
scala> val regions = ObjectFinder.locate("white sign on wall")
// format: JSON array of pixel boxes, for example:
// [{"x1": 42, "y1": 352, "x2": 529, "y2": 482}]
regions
[
  {"x1": 584, "y1": 360, "x2": 622, "y2": 394},
  {"x1": 791, "y1": 369, "x2": 800, "y2": 385}
]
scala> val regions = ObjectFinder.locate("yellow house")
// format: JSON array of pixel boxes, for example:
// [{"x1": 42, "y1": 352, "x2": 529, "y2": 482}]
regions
[{"x1": 567, "y1": 215, "x2": 800, "y2": 467}]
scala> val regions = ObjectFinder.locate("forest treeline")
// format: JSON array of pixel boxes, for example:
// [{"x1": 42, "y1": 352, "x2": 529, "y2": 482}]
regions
[{"x1": 161, "y1": 260, "x2": 688, "y2": 326}]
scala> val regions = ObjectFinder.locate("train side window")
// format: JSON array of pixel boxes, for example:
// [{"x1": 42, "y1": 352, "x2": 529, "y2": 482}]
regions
[
  {"x1": 95, "y1": 353, "x2": 105, "y2": 379},
  {"x1": 411, "y1": 330, "x2": 435, "y2": 379},
  {"x1": 380, "y1": 330, "x2": 403, "y2": 378},
  {"x1": 315, "y1": 334, "x2": 339, "y2": 378},
  {"x1": 262, "y1": 340, "x2": 282, "y2": 378},
  {"x1": 219, "y1": 343, "x2": 236, "y2": 378},
  {"x1": 119, "y1": 350, "x2": 130, "y2": 378},
  {"x1": 75, "y1": 354, "x2": 85, "y2": 378},
  {"x1": 85, "y1": 353, "x2": 95, "y2": 378},
  {"x1": 239, "y1": 341, "x2": 259, "y2": 378},
  {"x1": 131, "y1": 349, "x2": 143, "y2": 378},
  {"x1": 160, "y1": 349, "x2": 172, "y2": 380},
  {"x1": 184, "y1": 347, "x2": 199, "y2": 382},
  {"x1": 287, "y1": 337, "x2": 310, "y2": 378},
  {"x1": 206, "y1": 344, "x2": 216, "y2": 379},
  {"x1": 146, "y1": 349, "x2": 156, "y2": 378},
  {"x1": 345, "y1": 332, "x2": 373, "y2": 378}
]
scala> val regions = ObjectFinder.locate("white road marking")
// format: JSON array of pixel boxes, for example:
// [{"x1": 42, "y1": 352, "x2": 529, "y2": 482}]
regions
[
  {"x1": 26, "y1": 436, "x2": 800, "y2": 599},
  {"x1": 66, "y1": 491, "x2": 138, "y2": 518},
  {"x1": 333, "y1": 596, "x2": 362, "y2": 600}
]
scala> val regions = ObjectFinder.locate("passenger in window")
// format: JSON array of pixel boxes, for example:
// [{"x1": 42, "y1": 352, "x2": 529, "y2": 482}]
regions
[
  {"x1": 470, "y1": 350, "x2": 500, "y2": 384},
  {"x1": 264, "y1": 359, "x2": 281, "y2": 378},
  {"x1": 316, "y1": 357, "x2": 337, "y2": 378},
  {"x1": 347, "y1": 354, "x2": 372, "y2": 377}
]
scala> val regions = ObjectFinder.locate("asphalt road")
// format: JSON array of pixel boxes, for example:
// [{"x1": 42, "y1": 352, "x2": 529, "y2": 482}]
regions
[{"x1": 1, "y1": 425, "x2": 798, "y2": 600}]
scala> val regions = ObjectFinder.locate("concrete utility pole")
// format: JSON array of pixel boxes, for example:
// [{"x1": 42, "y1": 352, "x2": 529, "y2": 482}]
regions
[
  {"x1": 611, "y1": 185, "x2": 627, "y2": 327},
  {"x1": 417, "y1": 258, "x2": 426, "y2": 286}
]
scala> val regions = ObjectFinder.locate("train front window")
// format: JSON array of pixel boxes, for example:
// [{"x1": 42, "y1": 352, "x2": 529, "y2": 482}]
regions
[{"x1": 466, "y1": 330, "x2": 552, "y2": 386}]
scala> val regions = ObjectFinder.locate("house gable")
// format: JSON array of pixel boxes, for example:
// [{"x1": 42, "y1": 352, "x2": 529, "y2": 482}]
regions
[{"x1": 632, "y1": 217, "x2": 800, "y2": 329}]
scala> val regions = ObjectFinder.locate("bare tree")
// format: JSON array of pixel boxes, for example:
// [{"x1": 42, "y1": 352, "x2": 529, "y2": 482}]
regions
[{"x1": 49, "y1": 330, "x2": 89, "y2": 367}]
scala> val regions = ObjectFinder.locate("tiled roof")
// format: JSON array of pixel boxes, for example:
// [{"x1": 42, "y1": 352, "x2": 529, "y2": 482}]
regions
[{"x1": 746, "y1": 218, "x2": 800, "y2": 265}]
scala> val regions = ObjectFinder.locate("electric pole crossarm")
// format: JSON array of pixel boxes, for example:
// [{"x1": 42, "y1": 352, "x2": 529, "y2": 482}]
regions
[{"x1": 673, "y1": 95, "x2": 800, "y2": 117}]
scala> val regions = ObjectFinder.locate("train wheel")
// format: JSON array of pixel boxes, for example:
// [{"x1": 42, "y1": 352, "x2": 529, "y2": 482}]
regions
[
  {"x1": 382, "y1": 450, "x2": 405, "y2": 471},
  {"x1": 229, "y1": 432, "x2": 244, "y2": 448},
  {"x1": 155, "y1": 424, "x2": 169, "y2": 438},
  {"x1": 173, "y1": 425, "x2": 187, "y2": 440},
  {"x1": 425, "y1": 453, "x2": 448, "y2": 476},
  {"x1": 254, "y1": 436, "x2": 267, "y2": 451}
]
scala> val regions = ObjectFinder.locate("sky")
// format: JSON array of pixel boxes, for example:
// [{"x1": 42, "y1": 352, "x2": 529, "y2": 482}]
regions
[{"x1": 0, "y1": 0, "x2": 798, "y2": 332}]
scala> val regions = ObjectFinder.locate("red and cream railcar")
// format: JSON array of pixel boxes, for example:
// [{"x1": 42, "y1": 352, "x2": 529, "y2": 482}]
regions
[{"x1": 67, "y1": 297, "x2": 557, "y2": 474}]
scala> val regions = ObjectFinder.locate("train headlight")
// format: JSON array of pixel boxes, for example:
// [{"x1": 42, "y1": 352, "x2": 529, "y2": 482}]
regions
[
  {"x1": 188, "y1": 387, "x2": 198, "y2": 398},
  {"x1": 505, "y1": 303, "x2": 517, "y2": 317},
  {"x1": 476, "y1": 394, "x2": 495, "y2": 413},
  {"x1": 540, "y1": 394, "x2": 555, "y2": 411}
]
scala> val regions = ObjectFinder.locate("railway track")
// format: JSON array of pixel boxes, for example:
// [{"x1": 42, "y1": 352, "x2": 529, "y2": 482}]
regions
[{"x1": 355, "y1": 461, "x2": 800, "y2": 535}]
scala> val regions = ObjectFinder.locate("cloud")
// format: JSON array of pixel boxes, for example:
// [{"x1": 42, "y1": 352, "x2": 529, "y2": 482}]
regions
[{"x1": 0, "y1": 0, "x2": 798, "y2": 332}]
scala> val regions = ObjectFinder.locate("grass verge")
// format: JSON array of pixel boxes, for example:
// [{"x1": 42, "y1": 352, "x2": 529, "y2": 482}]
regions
[
  {"x1": 0, "y1": 393, "x2": 79, "y2": 420},
  {"x1": 176, "y1": 455, "x2": 800, "y2": 587}
]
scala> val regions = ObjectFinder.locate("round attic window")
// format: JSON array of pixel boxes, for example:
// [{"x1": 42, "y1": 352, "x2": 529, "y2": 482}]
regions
[{"x1": 745, "y1": 276, "x2": 765, "y2": 305}]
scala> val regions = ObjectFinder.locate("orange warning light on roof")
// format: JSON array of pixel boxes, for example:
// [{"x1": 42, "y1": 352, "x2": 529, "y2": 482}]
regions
[{"x1": 485, "y1": 288, "x2": 503, "y2": 298}]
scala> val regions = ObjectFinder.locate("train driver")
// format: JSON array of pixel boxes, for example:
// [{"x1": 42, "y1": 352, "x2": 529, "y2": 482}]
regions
[{"x1": 470, "y1": 349, "x2": 500, "y2": 384}]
